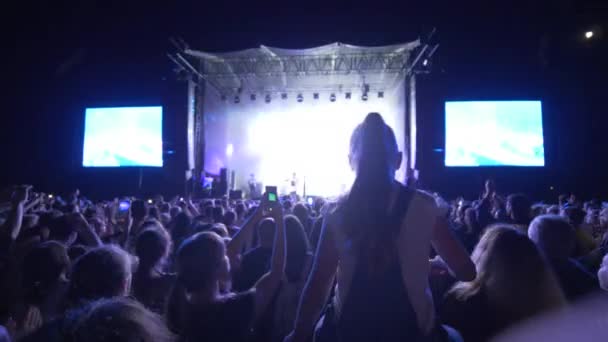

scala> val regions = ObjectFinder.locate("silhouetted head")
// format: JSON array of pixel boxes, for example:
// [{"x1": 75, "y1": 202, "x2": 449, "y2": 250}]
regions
[
  {"x1": 212, "y1": 206, "x2": 224, "y2": 223},
  {"x1": 563, "y1": 206, "x2": 586, "y2": 227},
  {"x1": 135, "y1": 228, "x2": 172, "y2": 271},
  {"x1": 131, "y1": 200, "x2": 148, "y2": 221},
  {"x1": 68, "y1": 245, "x2": 133, "y2": 305},
  {"x1": 176, "y1": 232, "x2": 230, "y2": 293},
  {"x1": 223, "y1": 210, "x2": 237, "y2": 226},
  {"x1": 528, "y1": 215, "x2": 576, "y2": 260},
  {"x1": 506, "y1": 194, "x2": 531, "y2": 225},
  {"x1": 451, "y1": 225, "x2": 565, "y2": 320},
  {"x1": 22, "y1": 241, "x2": 70, "y2": 306},
  {"x1": 67, "y1": 297, "x2": 173, "y2": 342}
]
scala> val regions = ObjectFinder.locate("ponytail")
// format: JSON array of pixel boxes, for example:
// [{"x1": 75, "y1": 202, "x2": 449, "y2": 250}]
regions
[{"x1": 343, "y1": 113, "x2": 400, "y2": 272}]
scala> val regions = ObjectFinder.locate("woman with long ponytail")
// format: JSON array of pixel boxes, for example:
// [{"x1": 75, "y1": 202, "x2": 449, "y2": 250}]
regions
[{"x1": 285, "y1": 113, "x2": 475, "y2": 342}]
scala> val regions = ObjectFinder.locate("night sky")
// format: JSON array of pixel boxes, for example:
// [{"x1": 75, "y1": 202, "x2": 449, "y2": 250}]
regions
[{"x1": 4, "y1": 0, "x2": 607, "y2": 199}]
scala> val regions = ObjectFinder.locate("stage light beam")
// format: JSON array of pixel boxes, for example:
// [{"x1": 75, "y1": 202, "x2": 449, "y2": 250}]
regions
[{"x1": 226, "y1": 143, "x2": 234, "y2": 157}]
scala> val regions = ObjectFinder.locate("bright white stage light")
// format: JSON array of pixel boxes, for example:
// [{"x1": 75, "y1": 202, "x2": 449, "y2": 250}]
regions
[
  {"x1": 226, "y1": 143, "x2": 234, "y2": 157},
  {"x1": 585, "y1": 31, "x2": 594, "y2": 39},
  {"x1": 422, "y1": 59, "x2": 429, "y2": 66}
]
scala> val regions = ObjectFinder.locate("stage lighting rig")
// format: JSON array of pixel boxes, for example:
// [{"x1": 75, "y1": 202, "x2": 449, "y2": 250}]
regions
[
  {"x1": 250, "y1": 94, "x2": 256, "y2": 101},
  {"x1": 313, "y1": 93, "x2": 319, "y2": 100},
  {"x1": 281, "y1": 93, "x2": 288, "y2": 100},
  {"x1": 297, "y1": 93, "x2": 304, "y2": 102},
  {"x1": 234, "y1": 95, "x2": 240, "y2": 104},
  {"x1": 330, "y1": 93, "x2": 336, "y2": 102},
  {"x1": 345, "y1": 92, "x2": 351, "y2": 99},
  {"x1": 265, "y1": 94, "x2": 272, "y2": 103}
]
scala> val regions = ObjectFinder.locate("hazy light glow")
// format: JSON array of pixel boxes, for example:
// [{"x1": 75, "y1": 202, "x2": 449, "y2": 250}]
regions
[
  {"x1": 445, "y1": 101, "x2": 545, "y2": 167},
  {"x1": 205, "y1": 93, "x2": 405, "y2": 197},
  {"x1": 585, "y1": 31, "x2": 594, "y2": 39},
  {"x1": 226, "y1": 143, "x2": 234, "y2": 157}
]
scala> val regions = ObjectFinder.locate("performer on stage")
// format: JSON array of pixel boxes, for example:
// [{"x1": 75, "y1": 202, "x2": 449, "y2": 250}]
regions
[
  {"x1": 289, "y1": 172, "x2": 298, "y2": 198},
  {"x1": 248, "y1": 173, "x2": 258, "y2": 198}
]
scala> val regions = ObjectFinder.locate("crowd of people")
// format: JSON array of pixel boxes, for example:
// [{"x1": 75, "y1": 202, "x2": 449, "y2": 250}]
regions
[{"x1": 1, "y1": 113, "x2": 608, "y2": 342}]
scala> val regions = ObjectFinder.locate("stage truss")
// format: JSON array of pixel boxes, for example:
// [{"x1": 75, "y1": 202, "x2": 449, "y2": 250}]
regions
[{"x1": 170, "y1": 39, "x2": 437, "y2": 195}]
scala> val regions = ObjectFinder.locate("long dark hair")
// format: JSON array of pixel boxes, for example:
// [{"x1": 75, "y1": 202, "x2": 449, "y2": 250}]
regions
[
  {"x1": 343, "y1": 113, "x2": 400, "y2": 271},
  {"x1": 284, "y1": 215, "x2": 311, "y2": 283}
]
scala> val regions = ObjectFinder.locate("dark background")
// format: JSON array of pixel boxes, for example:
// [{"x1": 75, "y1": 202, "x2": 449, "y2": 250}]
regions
[{"x1": 3, "y1": 0, "x2": 607, "y2": 200}]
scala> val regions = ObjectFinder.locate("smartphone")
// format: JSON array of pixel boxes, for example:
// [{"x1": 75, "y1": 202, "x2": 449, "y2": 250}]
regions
[
  {"x1": 119, "y1": 201, "x2": 131, "y2": 211},
  {"x1": 265, "y1": 186, "x2": 278, "y2": 202}
]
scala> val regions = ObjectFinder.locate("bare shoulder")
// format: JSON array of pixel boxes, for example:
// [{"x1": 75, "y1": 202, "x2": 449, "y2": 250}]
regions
[{"x1": 410, "y1": 189, "x2": 439, "y2": 210}]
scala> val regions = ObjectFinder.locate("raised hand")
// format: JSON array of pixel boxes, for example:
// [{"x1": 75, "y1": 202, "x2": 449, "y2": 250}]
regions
[{"x1": 12, "y1": 185, "x2": 31, "y2": 205}]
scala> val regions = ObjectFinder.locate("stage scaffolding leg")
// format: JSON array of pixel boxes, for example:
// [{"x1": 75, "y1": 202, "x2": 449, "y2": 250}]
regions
[
  {"x1": 404, "y1": 73, "x2": 418, "y2": 186},
  {"x1": 187, "y1": 80, "x2": 196, "y2": 195},
  {"x1": 409, "y1": 74, "x2": 418, "y2": 177},
  {"x1": 187, "y1": 77, "x2": 206, "y2": 197}
]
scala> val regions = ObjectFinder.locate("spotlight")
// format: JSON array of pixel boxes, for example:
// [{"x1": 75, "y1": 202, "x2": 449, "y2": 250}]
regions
[
  {"x1": 422, "y1": 59, "x2": 429, "y2": 66},
  {"x1": 265, "y1": 94, "x2": 271, "y2": 103},
  {"x1": 147, "y1": 199, "x2": 153, "y2": 204},
  {"x1": 281, "y1": 93, "x2": 288, "y2": 100},
  {"x1": 234, "y1": 95, "x2": 240, "y2": 104},
  {"x1": 362, "y1": 93, "x2": 368, "y2": 101},
  {"x1": 378, "y1": 91, "x2": 384, "y2": 98},
  {"x1": 345, "y1": 92, "x2": 351, "y2": 99},
  {"x1": 313, "y1": 93, "x2": 319, "y2": 100},
  {"x1": 297, "y1": 93, "x2": 303, "y2": 102},
  {"x1": 250, "y1": 94, "x2": 256, "y2": 101},
  {"x1": 225, "y1": 143, "x2": 234, "y2": 157},
  {"x1": 330, "y1": 93, "x2": 336, "y2": 102},
  {"x1": 585, "y1": 31, "x2": 594, "y2": 39}
]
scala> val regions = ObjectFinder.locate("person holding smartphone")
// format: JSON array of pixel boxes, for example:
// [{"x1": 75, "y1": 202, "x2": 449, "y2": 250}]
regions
[{"x1": 170, "y1": 189, "x2": 286, "y2": 342}]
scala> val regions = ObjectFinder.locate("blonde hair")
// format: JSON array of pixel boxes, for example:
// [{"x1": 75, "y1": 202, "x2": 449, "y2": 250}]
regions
[{"x1": 449, "y1": 225, "x2": 565, "y2": 320}]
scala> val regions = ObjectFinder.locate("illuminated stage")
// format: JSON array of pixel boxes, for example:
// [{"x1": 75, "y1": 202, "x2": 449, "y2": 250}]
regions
[{"x1": 170, "y1": 41, "x2": 437, "y2": 197}]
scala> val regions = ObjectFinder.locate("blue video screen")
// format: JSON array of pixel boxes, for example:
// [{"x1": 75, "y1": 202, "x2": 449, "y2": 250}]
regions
[
  {"x1": 82, "y1": 106, "x2": 163, "y2": 167},
  {"x1": 445, "y1": 101, "x2": 545, "y2": 167}
]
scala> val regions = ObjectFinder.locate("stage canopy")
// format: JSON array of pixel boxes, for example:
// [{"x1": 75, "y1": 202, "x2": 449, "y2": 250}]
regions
[{"x1": 179, "y1": 40, "x2": 423, "y2": 197}]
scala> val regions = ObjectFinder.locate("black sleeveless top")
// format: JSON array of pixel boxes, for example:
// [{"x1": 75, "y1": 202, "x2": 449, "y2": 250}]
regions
[{"x1": 335, "y1": 184, "x2": 427, "y2": 342}]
